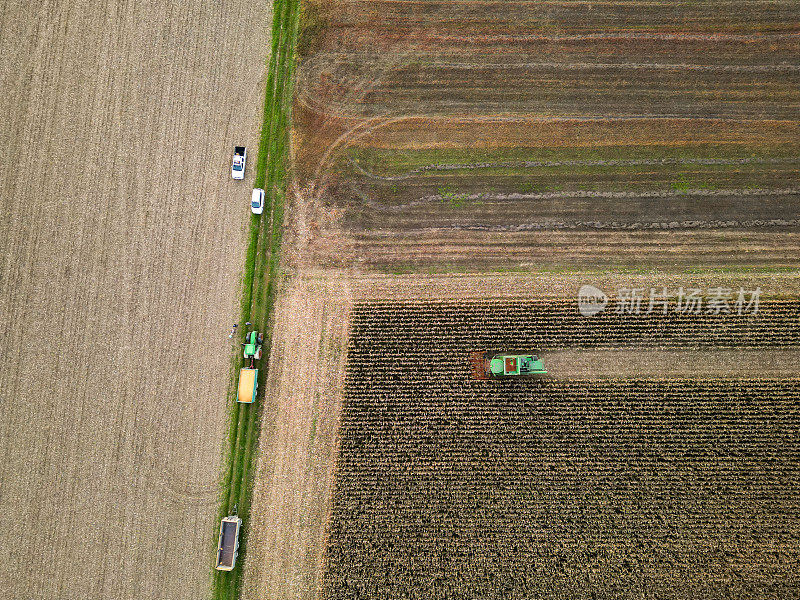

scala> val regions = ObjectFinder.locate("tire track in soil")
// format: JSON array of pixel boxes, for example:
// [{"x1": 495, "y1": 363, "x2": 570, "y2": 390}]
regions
[{"x1": 213, "y1": 0, "x2": 300, "y2": 599}]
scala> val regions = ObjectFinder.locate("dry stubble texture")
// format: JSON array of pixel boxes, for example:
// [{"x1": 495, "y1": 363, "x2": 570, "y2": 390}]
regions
[
  {"x1": 242, "y1": 271, "x2": 351, "y2": 600},
  {"x1": 0, "y1": 1, "x2": 269, "y2": 598}
]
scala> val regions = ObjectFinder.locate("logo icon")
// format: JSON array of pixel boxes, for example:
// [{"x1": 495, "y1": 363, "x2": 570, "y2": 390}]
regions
[{"x1": 578, "y1": 285, "x2": 608, "y2": 317}]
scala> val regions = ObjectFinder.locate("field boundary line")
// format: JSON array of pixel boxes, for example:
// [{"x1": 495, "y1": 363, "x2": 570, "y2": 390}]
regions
[{"x1": 212, "y1": 0, "x2": 300, "y2": 598}]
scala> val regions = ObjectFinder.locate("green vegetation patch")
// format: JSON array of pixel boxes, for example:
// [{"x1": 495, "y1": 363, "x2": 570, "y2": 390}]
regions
[{"x1": 212, "y1": 0, "x2": 301, "y2": 599}]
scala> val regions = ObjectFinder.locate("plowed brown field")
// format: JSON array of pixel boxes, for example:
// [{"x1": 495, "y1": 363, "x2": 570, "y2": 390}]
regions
[
  {"x1": 291, "y1": 0, "x2": 800, "y2": 270},
  {"x1": 0, "y1": 2, "x2": 269, "y2": 598}
]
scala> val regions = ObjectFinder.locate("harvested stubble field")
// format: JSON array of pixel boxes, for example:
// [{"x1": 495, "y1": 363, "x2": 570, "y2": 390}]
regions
[
  {"x1": 323, "y1": 299, "x2": 800, "y2": 599},
  {"x1": 292, "y1": 0, "x2": 800, "y2": 270},
  {"x1": 0, "y1": 1, "x2": 268, "y2": 598},
  {"x1": 242, "y1": 271, "x2": 352, "y2": 600}
]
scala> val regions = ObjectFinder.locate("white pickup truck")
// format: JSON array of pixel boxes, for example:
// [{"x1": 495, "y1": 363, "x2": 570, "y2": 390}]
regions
[{"x1": 231, "y1": 146, "x2": 246, "y2": 180}]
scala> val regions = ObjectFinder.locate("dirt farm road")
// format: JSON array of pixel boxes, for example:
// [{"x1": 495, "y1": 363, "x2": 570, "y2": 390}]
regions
[
  {"x1": 544, "y1": 349, "x2": 800, "y2": 380},
  {"x1": 0, "y1": 2, "x2": 269, "y2": 598},
  {"x1": 243, "y1": 271, "x2": 352, "y2": 600}
]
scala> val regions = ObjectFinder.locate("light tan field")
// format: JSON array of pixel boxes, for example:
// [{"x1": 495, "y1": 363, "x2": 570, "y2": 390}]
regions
[
  {"x1": 544, "y1": 349, "x2": 800, "y2": 379},
  {"x1": 0, "y1": 2, "x2": 269, "y2": 598},
  {"x1": 243, "y1": 271, "x2": 351, "y2": 600},
  {"x1": 346, "y1": 270, "x2": 800, "y2": 301}
]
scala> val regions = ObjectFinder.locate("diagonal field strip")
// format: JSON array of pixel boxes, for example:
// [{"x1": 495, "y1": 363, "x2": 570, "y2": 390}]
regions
[
  {"x1": 213, "y1": 0, "x2": 300, "y2": 599},
  {"x1": 348, "y1": 155, "x2": 800, "y2": 182}
]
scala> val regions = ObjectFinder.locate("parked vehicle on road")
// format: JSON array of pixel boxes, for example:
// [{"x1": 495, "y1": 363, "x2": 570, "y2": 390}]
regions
[
  {"x1": 251, "y1": 188, "x2": 264, "y2": 215},
  {"x1": 231, "y1": 146, "x2": 246, "y2": 179},
  {"x1": 215, "y1": 515, "x2": 242, "y2": 571}
]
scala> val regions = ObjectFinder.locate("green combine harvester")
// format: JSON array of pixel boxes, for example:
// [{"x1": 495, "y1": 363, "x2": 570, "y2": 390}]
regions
[{"x1": 471, "y1": 351, "x2": 547, "y2": 379}]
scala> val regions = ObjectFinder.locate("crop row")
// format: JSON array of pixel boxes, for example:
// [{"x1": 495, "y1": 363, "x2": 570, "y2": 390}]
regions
[
  {"x1": 349, "y1": 299, "x2": 800, "y2": 352},
  {"x1": 323, "y1": 302, "x2": 800, "y2": 600}
]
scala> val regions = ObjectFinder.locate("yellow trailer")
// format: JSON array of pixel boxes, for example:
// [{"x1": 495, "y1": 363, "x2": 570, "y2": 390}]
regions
[{"x1": 237, "y1": 368, "x2": 257, "y2": 403}]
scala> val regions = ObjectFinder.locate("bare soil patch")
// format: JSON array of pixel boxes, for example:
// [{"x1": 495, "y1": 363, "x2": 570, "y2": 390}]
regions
[
  {"x1": 242, "y1": 270, "x2": 352, "y2": 600},
  {"x1": 339, "y1": 229, "x2": 800, "y2": 270},
  {"x1": 545, "y1": 349, "x2": 800, "y2": 379},
  {"x1": 0, "y1": 2, "x2": 269, "y2": 598},
  {"x1": 347, "y1": 271, "x2": 800, "y2": 302}
]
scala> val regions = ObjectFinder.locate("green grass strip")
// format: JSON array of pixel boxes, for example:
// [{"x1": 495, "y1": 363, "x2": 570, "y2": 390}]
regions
[{"x1": 211, "y1": 0, "x2": 300, "y2": 598}]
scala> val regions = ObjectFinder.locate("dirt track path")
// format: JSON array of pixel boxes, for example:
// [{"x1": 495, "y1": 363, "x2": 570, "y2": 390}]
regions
[
  {"x1": 0, "y1": 2, "x2": 268, "y2": 598},
  {"x1": 544, "y1": 349, "x2": 800, "y2": 379}
]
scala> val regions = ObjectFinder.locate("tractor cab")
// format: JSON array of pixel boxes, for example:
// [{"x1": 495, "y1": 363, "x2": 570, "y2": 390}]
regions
[{"x1": 242, "y1": 330, "x2": 264, "y2": 366}]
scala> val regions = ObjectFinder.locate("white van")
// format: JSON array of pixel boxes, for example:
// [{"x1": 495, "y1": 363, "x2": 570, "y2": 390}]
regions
[{"x1": 251, "y1": 188, "x2": 264, "y2": 215}]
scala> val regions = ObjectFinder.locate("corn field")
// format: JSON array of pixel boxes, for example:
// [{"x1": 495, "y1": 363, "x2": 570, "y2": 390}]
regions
[{"x1": 322, "y1": 300, "x2": 800, "y2": 599}]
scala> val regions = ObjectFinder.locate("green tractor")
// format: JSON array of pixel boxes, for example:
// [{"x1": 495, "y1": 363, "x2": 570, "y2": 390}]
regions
[
  {"x1": 242, "y1": 330, "x2": 264, "y2": 367},
  {"x1": 471, "y1": 351, "x2": 547, "y2": 379}
]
